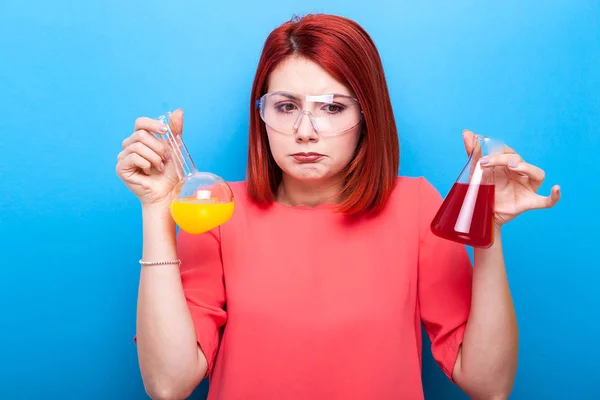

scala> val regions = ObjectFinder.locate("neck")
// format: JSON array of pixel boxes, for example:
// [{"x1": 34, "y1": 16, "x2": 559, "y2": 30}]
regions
[{"x1": 276, "y1": 175, "x2": 343, "y2": 208}]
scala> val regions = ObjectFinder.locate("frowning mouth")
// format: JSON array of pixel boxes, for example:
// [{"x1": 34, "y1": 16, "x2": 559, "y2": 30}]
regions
[{"x1": 291, "y1": 152, "x2": 325, "y2": 163}]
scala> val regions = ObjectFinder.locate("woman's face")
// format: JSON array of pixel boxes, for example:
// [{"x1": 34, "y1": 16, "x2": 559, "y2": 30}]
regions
[{"x1": 264, "y1": 56, "x2": 362, "y2": 185}]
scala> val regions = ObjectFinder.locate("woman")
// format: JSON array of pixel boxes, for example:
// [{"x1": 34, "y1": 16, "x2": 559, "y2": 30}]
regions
[{"x1": 116, "y1": 13, "x2": 560, "y2": 400}]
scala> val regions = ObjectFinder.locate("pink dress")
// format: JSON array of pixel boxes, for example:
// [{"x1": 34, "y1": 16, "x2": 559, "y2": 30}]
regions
[{"x1": 175, "y1": 176, "x2": 473, "y2": 399}]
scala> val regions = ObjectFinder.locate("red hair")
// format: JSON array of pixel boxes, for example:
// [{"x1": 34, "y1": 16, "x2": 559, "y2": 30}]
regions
[{"x1": 246, "y1": 13, "x2": 399, "y2": 217}]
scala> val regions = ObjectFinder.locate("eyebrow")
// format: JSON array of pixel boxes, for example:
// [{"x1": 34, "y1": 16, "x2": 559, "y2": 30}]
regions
[{"x1": 272, "y1": 91, "x2": 298, "y2": 100}]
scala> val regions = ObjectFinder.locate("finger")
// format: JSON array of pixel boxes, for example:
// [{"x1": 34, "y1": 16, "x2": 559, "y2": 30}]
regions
[
  {"x1": 502, "y1": 145, "x2": 517, "y2": 154},
  {"x1": 529, "y1": 185, "x2": 561, "y2": 210},
  {"x1": 507, "y1": 160, "x2": 546, "y2": 187},
  {"x1": 121, "y1": 130, "x2": 168, "y2": 160},
  {"x1": 168, "y1": 108, "x2": 184, "y2": 137},
  {"x1": 122, "y1": 153, "x2": 152, "y2": 176},
  {"x1": 462, "y1": 129, "x2": 476, "y2": 155},
  {"x1": 134, "y1": 116, "x2": 169, "y2": 135},
  {"x1": 480, "y1": 153, "x2": 523, "y2": 168},
  {"x1": 121, "y1": 142, "x2": 165, "y2": 172}
]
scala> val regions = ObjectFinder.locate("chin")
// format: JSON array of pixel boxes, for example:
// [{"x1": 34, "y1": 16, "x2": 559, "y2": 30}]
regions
[
  {"x1": 287, "y1": 164, "x2": 338, "y2": 182},
  {"x1": 291, "y1": 170, "x2": 326, "y2": 181},
  {"x1": 297, "y1": 173, "x2": 327, "y2": 181}
]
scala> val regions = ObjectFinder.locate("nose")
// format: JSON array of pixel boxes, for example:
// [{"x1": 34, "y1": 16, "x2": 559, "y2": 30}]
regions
[{"x1": 293, "y1": 111, "x2": 319, "y2": 143}]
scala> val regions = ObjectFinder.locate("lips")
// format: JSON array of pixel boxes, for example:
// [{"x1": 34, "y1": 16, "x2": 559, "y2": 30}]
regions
[{"x1": 291, "y1": 152, "x2": 325, "y2": 163}]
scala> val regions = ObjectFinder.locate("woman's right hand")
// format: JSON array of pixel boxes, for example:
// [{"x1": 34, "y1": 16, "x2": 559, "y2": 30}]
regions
[{"x1": 116, "y1": 109, "x2": 184, "y2": 207}]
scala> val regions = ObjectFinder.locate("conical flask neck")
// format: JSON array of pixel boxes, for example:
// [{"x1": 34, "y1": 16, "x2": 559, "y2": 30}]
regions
[
  {"x1": 473, "y1": 135, "x2": 504, "y2": 158},
  {"x1": 458, "y1": 135, "x2": 503, "y2": 186}
]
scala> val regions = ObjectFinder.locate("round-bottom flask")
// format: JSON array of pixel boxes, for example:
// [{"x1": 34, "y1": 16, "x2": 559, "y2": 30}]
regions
[{"x1": 156, "y1": 112, "x2": 234, "y2": 235}]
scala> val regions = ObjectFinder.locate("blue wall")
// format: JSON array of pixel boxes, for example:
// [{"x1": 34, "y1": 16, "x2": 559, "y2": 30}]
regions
[{"x1": 1, "y1": 1, "x2": 598, "y2": 398}]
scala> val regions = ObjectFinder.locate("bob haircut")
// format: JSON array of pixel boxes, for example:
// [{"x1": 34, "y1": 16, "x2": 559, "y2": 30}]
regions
[{"x1": 246, "y1": 13, "x2": 399, "y2": 217}]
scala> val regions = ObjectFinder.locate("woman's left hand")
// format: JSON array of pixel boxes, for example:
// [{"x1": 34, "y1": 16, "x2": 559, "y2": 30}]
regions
[{"x1": 462, "y1": 130, "x2": 561, "y2": 227}]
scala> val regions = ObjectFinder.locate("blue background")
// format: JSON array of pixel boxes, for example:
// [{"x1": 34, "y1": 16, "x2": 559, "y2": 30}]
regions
[{"x1": 1, "y1": 0, "x2": 598, "y2": 398}]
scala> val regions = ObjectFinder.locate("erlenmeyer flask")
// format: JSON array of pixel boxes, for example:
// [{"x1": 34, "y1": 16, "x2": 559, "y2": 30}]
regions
[
  {"x1": 430, "y1": 134, "x2": 504, "y2": 248},
  {"x1": 154, "y1": 111, "x2": 234, "y2": 235}
]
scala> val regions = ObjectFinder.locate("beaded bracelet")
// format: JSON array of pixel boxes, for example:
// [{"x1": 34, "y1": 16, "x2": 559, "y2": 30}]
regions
[{"x1": 139, "y1": 259, "x2": 181, "y2": 267}]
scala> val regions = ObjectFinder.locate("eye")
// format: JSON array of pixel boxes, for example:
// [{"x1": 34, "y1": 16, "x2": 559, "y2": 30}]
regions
[
  {"x1": 275, "y1": 102, "x2": 298, "y2": 113},
  {"x1": 324, "y1": 104, "x2": 345, "y2": 114}
]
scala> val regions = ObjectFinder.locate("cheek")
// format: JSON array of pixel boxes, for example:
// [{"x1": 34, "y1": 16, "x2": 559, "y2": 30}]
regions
[
  {"x1": 266, "y1": 130, "x2": 289, "y2": 162},
  {"x1": 332, "y1": 130, "x2": 362, "y2": 162}
]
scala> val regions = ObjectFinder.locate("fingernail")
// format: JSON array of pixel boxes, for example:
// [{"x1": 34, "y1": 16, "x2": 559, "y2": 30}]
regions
[
  {"x1": 160, "y1": 162, "x2": 165, "y2": 171},
  {"x1": 508, "y1": 161, "x2": 518, "y2": 168},
  {"x1": 164, "y1": 151, "x2": 170, "y2": 160},
  {"x1": 159, "y1": 125, "x2": 168, "y2": 133},
  {"x1": 480, "y1": 158, "x2": 489, "y2": 165}
]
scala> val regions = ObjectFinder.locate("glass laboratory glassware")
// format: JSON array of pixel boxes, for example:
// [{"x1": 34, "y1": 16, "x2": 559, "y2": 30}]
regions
[
  {"x1": 430, "y1": 134, "x2": 504, "y2": 248},
  {"x1": 154, "y1": 111, "x2": 234, "y2": 235}
]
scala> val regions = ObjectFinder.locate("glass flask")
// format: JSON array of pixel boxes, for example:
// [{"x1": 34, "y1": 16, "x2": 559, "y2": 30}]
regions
[
  {"x1": 430, "y1": 134, "x2": 504, "y2": 248},
  {"x1": 154, "y1": 111, "x2": 234, "y2": 235}
]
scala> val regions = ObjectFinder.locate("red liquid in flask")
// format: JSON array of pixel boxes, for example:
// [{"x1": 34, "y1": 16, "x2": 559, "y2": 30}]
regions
[{"x1": 431, "y1": 182, "x2": 495, "y2": 248}]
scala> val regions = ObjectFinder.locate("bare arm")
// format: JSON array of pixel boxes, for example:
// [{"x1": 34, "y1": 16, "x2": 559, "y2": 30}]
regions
[
  {"x1": 116, "y1": 111, "x2": 207, "y2": 399},
  {"x1": 451, "y1": 130, "x2": 561, "y2": 399},
  {"x1": 136, "y1": 203, "x2": 207, "y2": 399},
  {"x1": 452, "y1": 227, "x2": 518, "y2": 400}
]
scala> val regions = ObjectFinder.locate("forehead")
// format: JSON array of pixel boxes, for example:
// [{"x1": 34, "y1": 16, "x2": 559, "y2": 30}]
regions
[{"x1": 266, "y1": 56, "x2": 353, "y2": 97}]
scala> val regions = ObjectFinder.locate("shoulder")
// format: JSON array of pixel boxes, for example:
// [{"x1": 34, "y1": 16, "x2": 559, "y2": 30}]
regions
[
  {"x1": 389, "y1": 176, "x2": 443, "y2": 207},
  {"x1": 224, "y1": 180, "x2": 246, "y2": 190},
  {"x1": 223, "y1": 179, "x2": 259, "y2": 216},
  {"x1": 379, "y1": 176, "x2": 445, "y2": 229},
  {"x1": 226, "y1": 180, "x2": 248, "y2": 198}
]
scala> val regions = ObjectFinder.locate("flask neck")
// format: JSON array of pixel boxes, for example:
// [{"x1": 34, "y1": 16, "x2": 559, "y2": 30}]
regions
[
  {"x1": 157, "y1": 113, "x2": 197, "y2": 179},
  {"x1": 170, "y1": 140, "x2": 196, "y2": 179},
  {"x1": 460, "y1": 134, "x2": 504, "y2": 186},
  {"x1": 474, "y1": 134, "x2": 504, "y2": 158}
]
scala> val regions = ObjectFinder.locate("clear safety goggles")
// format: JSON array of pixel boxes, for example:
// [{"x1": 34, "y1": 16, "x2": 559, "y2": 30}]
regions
[{"x1": 256, "y1": 91, "x2": 363, "y2": 136}]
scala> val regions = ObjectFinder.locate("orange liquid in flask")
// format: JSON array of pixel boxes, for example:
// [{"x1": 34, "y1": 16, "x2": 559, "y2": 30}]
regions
[{"x1": 171, "y1": 198, "x2": 235, "y2": 235}]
